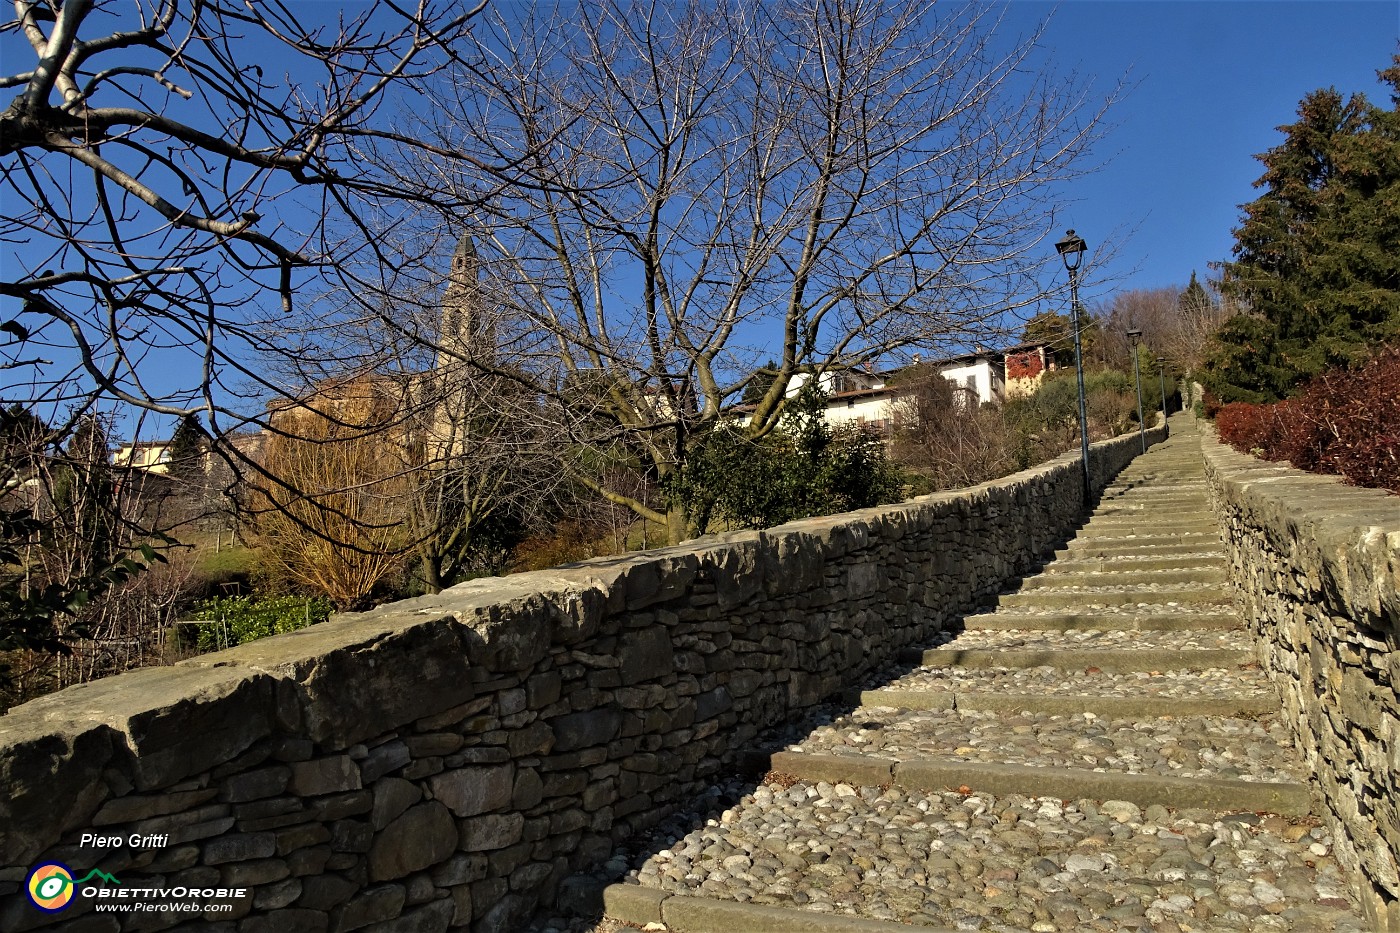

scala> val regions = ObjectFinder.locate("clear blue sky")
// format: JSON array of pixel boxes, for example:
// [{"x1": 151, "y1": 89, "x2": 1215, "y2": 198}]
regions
[{"x1": 1007, "y1": 0, "x2": 1398, "y2": 297}]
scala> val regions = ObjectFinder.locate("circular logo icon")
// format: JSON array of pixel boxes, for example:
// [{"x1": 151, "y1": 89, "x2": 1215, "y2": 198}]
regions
[{"x1": 26, "y1": 863, "x2": 75, "y2": 912}]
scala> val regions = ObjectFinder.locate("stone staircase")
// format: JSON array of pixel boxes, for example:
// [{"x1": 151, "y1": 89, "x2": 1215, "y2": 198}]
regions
[{"x1": 596, "y1": 418, "x2": 1371, "y2": 932}]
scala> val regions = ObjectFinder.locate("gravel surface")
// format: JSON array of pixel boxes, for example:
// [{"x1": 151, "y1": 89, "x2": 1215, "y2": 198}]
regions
[
  {"x1": 627, "y1": 782, "x2": 1366, "y2": 932},
  {"x1": 874, "y1": 666, "x2": 1276, "y2": 700},
  {"x1": 786, "y1": 708, "x2": 1306, "y2": 783}
]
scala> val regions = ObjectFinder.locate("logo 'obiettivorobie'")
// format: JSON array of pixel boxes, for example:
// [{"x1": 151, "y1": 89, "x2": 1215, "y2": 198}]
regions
[{"x1": 25, "y1": 863, "x2": 121, "y2": 912}]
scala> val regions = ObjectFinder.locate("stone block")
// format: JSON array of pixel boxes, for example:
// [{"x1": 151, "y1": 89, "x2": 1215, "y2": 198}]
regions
[
  {"x1": 221, "y1": 767, "x2": 291, "y2": 804},
  {"x1": 362, "y1": 898, "x2": 453, "y2": 933},
  {"x1": 368, "y1": 802, "x2": 458, "y2": 881},
  {"x1": 512, "y1": 769, "x2": 544, "y2": 810},
  {"x1": 618, "y1": 626, "x2": 674, "y2": 686},
  {"x1": 92, "y1": 787, "x2": 220, "y2": 826},
  {"x1": 298, "y1": 873, "x2": 358, "y2": 910},
  {"x1": 429, "y1": 764, "x2": 513, "y2": 818},
  {"x1": 290, "y1": 756, "x2": 362, "y2": 796},
  {"x1": 550, "y1": 709, "x2": 622, "y2": 753},
  {"x1": 330, "y1": 883, "x2": 406, "y2": 933},
  {"x1": 460, "y1": 812, "x2": 525, "y2": 851},
  {"x1": 359, "y1": 740, "x2": 411, "y2": 783},
  {"x1": 241, "y1": 908, "x2": 326, "y2": 933},
  {"x1": 275, "y1": 823, "x2": 331, "y2": 856},
  {"x1": 204, "y1": 832, "x2": 276, "y2": 865},
  {"x1": 331, "y1": 819, "x2": 374, "y2": 854},
  {"x1": 370, "y1": 777, "x2": 422, "y2": 831},
  {"x1": 220, "y1": 858, "x2": 290, "y2": 887},
  {"x1": 430, "y1": 853, "x2": 489, "y2": 886}
]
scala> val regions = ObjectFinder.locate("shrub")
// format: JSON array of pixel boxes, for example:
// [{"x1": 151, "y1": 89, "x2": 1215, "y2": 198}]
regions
[
  {"x1": 1214, "y1": 348, "x2": 1400, "y2": 493},
  {"x1": 190, "y1": 594, "x2": 333, "y2": 652},
  {"x1": 1215, "y1": 402, "x2": 1273, "y2": 454}
]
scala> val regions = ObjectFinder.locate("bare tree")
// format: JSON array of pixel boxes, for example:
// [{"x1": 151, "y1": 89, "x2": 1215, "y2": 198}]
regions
[
  {"x1": 1, "y1": 0, "x2": 485, "y2": 629},
  {"x1": 376, "y1": 0, "x2": 1118, "y2": 543},
  {"x1": 889, "y1": 365, "x2": 1013, "y2": 490}
]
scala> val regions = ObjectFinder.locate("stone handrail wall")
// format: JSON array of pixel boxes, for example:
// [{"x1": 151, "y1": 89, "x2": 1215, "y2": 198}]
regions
[
  {"x1": 1201, "y1": 426, "x2": 1400, "y2": 933},
  {"x1": 0, "y1": 421, "x2": 1165, "y2": 933}
]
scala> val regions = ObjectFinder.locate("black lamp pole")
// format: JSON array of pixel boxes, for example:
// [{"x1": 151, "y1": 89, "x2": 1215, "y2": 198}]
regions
[
  {"x1": 1127, "y1": 328, "x2": 1145, "y2": 453},
  {"x1": 1055, "y1": 230, "x2": 1091, "y2": 500},
  {"x1": 1156, "y1": 356, "x2": 1168, "y2": 420}
]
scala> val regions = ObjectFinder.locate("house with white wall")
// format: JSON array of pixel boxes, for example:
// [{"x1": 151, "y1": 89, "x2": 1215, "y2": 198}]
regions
[{"x1": 765, "y1": 347, "x2": 1014, "y2": 435}]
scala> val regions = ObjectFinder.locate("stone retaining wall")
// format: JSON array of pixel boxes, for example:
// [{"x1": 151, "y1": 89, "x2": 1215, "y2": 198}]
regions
[
  {"x1": 1201, "y1": 426, "x2": 1400, "y2": 933},
  {"x1": 0, "y1": 422, "x2": 1165, "y2": 933}
]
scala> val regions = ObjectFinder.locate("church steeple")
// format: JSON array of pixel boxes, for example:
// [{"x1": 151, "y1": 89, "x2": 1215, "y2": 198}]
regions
[{"x1": 439, "y1": 233, "x2": 494, "y2": 366}]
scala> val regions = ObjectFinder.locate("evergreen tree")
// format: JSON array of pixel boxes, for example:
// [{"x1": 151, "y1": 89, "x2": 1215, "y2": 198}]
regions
[
  {"x1": 165, "y1": 413, "x2": 209, "y2": 483},
  {"x1": 1207, "y1": 58, "x2": 1400, "y2": 402}
]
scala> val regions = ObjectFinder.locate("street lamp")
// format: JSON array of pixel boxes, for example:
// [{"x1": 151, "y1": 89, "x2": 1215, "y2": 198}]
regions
[
  {"x1": 1155, "y1": 356, "x2": 1168, "y2": 421},
  {"x1": 1054, "y1": 229, "x2": 1091, "y2": 501},
  {"x1": 1126, "y1": 328, "x2": 1145, "y2": 453}
]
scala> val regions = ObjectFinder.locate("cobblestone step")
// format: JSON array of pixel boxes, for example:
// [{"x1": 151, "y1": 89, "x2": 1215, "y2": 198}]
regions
[
  {"x1": 919, "y1": 627, "x2": 1252, "y2": 651},
  {"x1": 962, "y1": 610, "x2": 1244, "y2": 631},
  {"x1": 767, "y1": 752, "x2": 1312, "y2": 816},
  {"x1": 1041, "y1": 555, "x2": 1226, "y2": 573},
  {"x1": 1078, "y1": 519, "x2": 1219, "y2": 534},
  {"x1": 1053, "y1": 541, "x2": 1226, "y2": 560},
  {"x1": 1018, "y1": 567, "x2": 1227, "y2": 589},
  {"x1": 995, "y1": 585, "x2": 1234, "y2": 610},
  {"x1": 605, "y1": 780, "x2": 1363, "y2": 931},
  {"x1": 784, "y1": 706, "x2": 1303, "y2": 784},
  {"x1": 901, "y1": 646, "x2": 1251, "y2": 672}
]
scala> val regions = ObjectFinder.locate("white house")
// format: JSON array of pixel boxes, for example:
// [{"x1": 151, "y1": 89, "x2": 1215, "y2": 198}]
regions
[{"x1": 767, "y1": 347, "x2": 1020, "y2": 435}]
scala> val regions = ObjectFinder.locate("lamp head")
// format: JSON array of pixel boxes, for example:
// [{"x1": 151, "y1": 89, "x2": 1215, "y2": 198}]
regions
[
  {"x1": 1126, "y1": 328, "x2": 1142, "y2": 346},
  {"x1": 1055, "y1": 229, "x2": 1087, "y2": 271}
]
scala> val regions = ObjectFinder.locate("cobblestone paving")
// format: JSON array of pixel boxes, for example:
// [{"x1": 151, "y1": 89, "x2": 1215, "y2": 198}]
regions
[{"x1": 557, "y1": 416, "x2": 1370, "y2": 932}]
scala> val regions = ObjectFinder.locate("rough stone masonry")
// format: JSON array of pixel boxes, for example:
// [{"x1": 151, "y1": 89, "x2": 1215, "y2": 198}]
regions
[{"x1": 0, "y1": 417, "x2": 1171, "y2": 933}]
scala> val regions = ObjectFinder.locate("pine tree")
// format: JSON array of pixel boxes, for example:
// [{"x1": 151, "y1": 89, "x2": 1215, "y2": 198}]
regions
[
  {"x1": 166, "y1": 413, "x2": 208, "y2": 483},
  {"x1": 1207, "y1": 57, "x2": 1400, "y2": 402}
]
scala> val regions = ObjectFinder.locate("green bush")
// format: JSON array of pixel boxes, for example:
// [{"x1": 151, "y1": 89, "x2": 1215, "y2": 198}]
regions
[
  {"x1": 679, "y1": 386, "x2": 904, "y2": 533},
  {"x1": 190, "y1": 594, "x2": 333, "y2": 652}
]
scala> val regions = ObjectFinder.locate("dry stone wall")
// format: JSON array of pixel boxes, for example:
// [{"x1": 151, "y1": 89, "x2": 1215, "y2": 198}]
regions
[
  {"x1": 1202, "y1": 426, "x2": 1400, "y2": 933},
  {"x1": 0, "y1": 423, "x2": 1165, "y2": 933}
]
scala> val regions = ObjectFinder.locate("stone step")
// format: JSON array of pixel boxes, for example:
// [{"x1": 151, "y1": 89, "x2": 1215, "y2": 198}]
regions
[
  {"x1": 962, "y1": 610, "x2": 1243, "y2": 631},
  {"x1": 860, "y1": 665, "x2": 1278, "y2": 717},
  {"x1": 1075, "y1": 521, "x2": 1220, "y2": 537},
  {"x1": 918, "y1": 627, "x2": 1253, "y2": 652},
  {"x1": 768, "y1": 752, "x2": 1312, "y2": 816},
  {"x1": 605, "y1": 778, "x2": 1362, "y2": 930},
  {"x1": 788, "y1": 706, "x2": 1302, "y2": 787},
  {"x1": 858, "y1": 688, "x2": 1278, "y2": 720},
  {"x1": 1090, "y1": 507, "x2": 1216, "y2": 521},
  {"x1": 1017, "y1": 568, "x2": 1227, "y2": 589},
  {"x1": 1102, "y1": 484, "x2": 1209, "y2": 496},
  {"x1": 1055, "y1": 540, "x2": 1225, "y2": 560},
  {"x1": 1041, "y1": 555, "x2": 1226, "y2": 573},
  {"x1": 1068, "y1": 529, "x2": 1220, "y2": 544},
  {"x1": 994, "y1": 586, "x2": 1233, "y2": 610},
  {"x1": 604, "y1": 885, "x2": 941, "y2": 933},
  {"x1": 901, "y1": 646, "x2": 1252, "y2": 672}
]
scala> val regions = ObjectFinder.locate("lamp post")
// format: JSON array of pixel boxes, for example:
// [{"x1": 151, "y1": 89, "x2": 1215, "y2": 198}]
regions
[
  {"x1": 1156, "y1": 356, "x2": 1168, "y2": 420},
  {"x1": 1054, "y1": 229, "x2": 1091, "y2": 501},
  {"x1": 1126, "y1": 328, "x2": 1145, "y2": 453}
]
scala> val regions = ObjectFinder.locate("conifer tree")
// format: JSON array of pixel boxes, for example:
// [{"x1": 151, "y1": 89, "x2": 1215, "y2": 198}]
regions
[{"x1": 1207, "y1": 57, "x2": 1400, "y2": 402}]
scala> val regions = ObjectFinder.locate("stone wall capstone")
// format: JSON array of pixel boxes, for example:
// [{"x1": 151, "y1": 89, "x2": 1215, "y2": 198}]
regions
[
  {"x1": 1201, "y1": 424, "x2": 1400, "y2": 933},
  {"x1": 0, "y1": 421, "x2": 1166, "y2": 933}
]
